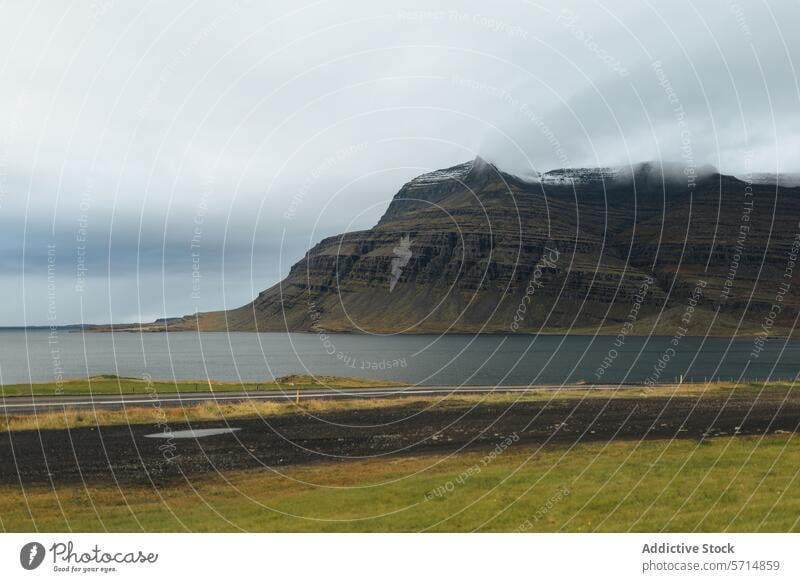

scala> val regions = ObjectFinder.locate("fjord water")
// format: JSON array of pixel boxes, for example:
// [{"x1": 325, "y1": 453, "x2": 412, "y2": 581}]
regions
[{"x1": 1, "y1": 330, "x2": 799, "y2": 386}]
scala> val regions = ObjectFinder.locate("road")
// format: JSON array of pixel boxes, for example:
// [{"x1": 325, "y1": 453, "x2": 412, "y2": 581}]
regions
[{"x1": 0, "y1": 384, "x2": 628, "y2": 413}]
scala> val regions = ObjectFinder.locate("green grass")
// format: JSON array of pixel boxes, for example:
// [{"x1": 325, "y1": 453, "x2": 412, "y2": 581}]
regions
[
  {"x1": 3, "y1": 376, "x2": 794, "y2": 399},
  {"x1": 2, "y1": 434, "x2": 797, "y2": 532},
  {"x1": 0, "y1": 374, "x2": 404, "y2": 397}
]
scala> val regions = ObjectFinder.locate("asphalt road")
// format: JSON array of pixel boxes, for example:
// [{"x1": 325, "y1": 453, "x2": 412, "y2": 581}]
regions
[{"x1": 0, "y1": 384, "x2": 627, "y2": 414}]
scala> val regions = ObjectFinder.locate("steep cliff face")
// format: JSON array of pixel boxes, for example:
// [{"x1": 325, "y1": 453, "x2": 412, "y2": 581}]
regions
[{"x1": 161, "y1": 157, "x2": 800, "y2": 334}]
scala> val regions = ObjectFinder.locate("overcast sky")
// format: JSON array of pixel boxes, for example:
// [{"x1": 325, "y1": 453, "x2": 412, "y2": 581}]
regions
[{"x1": 1, "y1": 0, "x2": 798, "y2": 325}]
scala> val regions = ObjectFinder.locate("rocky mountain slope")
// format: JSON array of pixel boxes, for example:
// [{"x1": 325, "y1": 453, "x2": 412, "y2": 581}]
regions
[{"x1": 133, "y1": 157, "x2": 800, "y2": 335}]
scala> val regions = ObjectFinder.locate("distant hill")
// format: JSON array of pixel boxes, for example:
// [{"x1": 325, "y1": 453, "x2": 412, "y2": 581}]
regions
[{"x1": 120, "y1": 157, "x2": 800, "y2": 335}]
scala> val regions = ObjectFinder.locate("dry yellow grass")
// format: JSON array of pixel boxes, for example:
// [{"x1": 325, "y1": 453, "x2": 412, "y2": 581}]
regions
[{"x1": 1, "y1": 396, "x2": 445, "y2": 432}]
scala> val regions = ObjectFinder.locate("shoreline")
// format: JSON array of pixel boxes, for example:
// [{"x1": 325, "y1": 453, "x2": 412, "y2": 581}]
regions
[{"x1": 3, "y1": 326, "x2": 796, "y2": 339}]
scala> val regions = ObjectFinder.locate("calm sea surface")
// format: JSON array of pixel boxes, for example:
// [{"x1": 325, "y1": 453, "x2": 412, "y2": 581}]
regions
[{"x1": 1, "y1": 330, "x2": 798, "y2": 386}]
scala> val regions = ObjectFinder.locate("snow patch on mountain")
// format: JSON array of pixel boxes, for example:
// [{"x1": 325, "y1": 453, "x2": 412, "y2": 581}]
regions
[{"x1": 539, "y1": 167, "x2": 624, "y2": 185}]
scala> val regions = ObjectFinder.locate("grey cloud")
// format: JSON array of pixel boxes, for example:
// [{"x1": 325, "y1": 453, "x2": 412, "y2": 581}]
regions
[{"x1": 1, "y1": 0, "x2": 797, "y2": 324}]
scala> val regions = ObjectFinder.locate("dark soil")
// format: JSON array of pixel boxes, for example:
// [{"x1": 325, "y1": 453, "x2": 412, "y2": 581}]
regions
[{"x1": 1, "y1": 394, "x2": 798, "y2": 487}]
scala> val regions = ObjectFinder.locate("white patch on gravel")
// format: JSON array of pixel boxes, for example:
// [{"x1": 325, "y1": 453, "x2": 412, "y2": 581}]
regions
[{"x1": 144, "y1": 428, "x2": 241, "y2": 439}]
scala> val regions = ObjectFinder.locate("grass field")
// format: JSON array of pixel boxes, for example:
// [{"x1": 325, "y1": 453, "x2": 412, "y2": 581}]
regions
[
  {"x1": 0, "y1": 374, "x2": 403, "y2": 398},
  {"x1": 1, "y1": 434, "x2": 797, "y2": 532}
]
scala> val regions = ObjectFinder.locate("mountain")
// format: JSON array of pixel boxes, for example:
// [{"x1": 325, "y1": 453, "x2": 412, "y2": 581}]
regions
[
  {"x1": 743, "y1": 172, "x2": 800, "y2": 188},
  {"x1": 129, "y1": 157, "x2": 800, "y2": 335}
]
